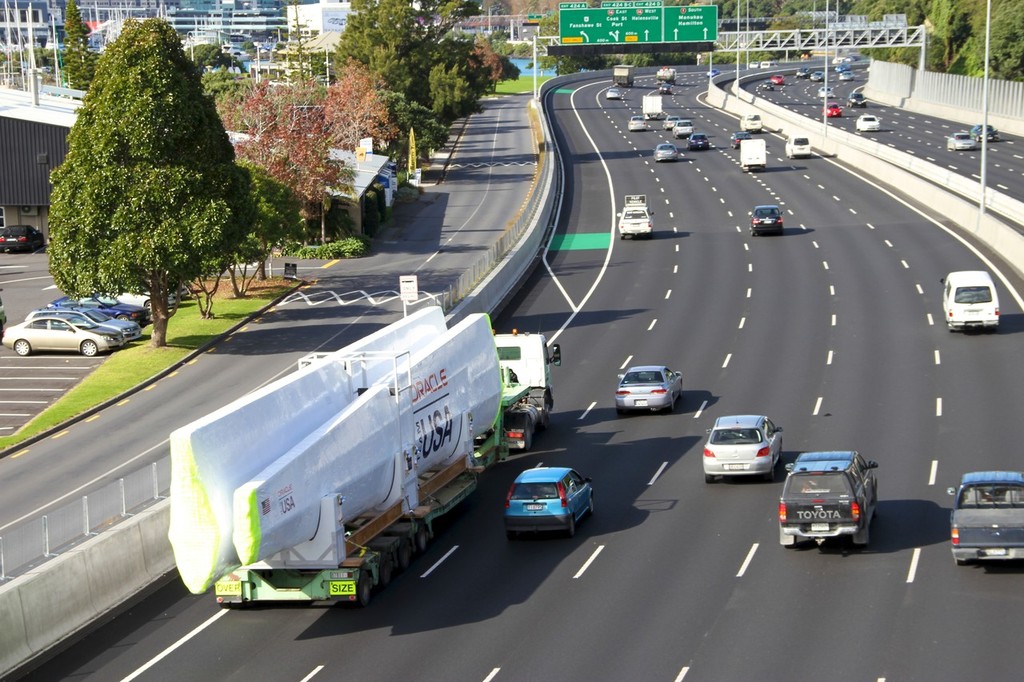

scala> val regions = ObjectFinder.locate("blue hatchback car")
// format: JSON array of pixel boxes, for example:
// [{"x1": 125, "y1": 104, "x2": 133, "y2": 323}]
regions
[{"x1": 504, "y1": 467, "x2": 593, "y2": 539}]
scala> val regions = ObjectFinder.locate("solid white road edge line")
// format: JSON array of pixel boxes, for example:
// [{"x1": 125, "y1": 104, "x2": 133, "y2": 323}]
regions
[
  {"x1": 573, "y1": 545, "x2": 605, "y2": 579},
  {"x1": 420, "y1": 545, "x2": 459, "y2": 578},
  {"x1": 120, "y1": 609, "x2": 229, "y2": 682}
]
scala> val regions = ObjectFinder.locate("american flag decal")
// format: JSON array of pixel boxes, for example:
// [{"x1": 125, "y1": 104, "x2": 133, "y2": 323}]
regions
[{"x1": 261, "y1": 498, "x2": 272, "y2": 515}]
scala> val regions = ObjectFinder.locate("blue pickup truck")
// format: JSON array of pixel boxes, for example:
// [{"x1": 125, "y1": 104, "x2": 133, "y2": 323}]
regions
[{"x1": 948, "y1": 471, "x2": 1024, "y2": 565}]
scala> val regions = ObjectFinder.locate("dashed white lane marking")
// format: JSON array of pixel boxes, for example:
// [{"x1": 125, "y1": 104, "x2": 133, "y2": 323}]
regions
[
  {"x1": 736, "y1": 543, "x2": 759, "y2": 577},
  {"x1": 906, "y1": 547, "x2": 921, "y2": 583},
  {"x1": 813, "y1": 396, "x2": 823, "y2": 415},
  {"x1": 573, "y1": 545, "x2": 605, "y2": 579}
]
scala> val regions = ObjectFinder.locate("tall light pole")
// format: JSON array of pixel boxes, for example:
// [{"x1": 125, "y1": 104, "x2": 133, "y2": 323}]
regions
[
  {"x1": 821, "y1": 0, "x2": 829, "y2": 136},
  {"x1": 979, "y1": 0, "x2": 992, "y2": 221}
]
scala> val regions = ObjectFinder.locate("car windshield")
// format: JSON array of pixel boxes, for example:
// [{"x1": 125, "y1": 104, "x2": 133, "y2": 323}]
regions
[
  {"x1": 793, "y1": 138, "x2": 809, "y2": 145},
  {"x1": 622, "y1": 210, "x2": 648, "y2": 221},
  {"x1": 692, "y1": 134, "x2": 706, "y2": 140},
  {"x1": 710, "y1": 428, "x2": 763, "y2": 445},
  {"x1": 78, "y1": 309, "x2": 112, "y2": 322},
  {"x1": 657, "y1": 144, "x2": 674, "y2": 151},
  {"x1": 958, "y1": 485, "x2": 1024, "y2": 508},
  {"x1": 70, "y1": 320, "x2": 100, "y2": 330},
  {"x1": 510, "y1": 482, "x2": 558, "y2": 500},
  {"x1": 954, "y1": 286, "x2": 992, "y2": 304},
  {"x1": 754, "y1": 208, "x2": 779, "y2": 218},
  {"x1": 94, "y1": 295, "x2": 121, "y2": 306},
  {"x1": 789, "y1": 474, "x2": 850, "y2": 496},
  {"x1": 621, "y1": 370, "x2": 662, "y2": 385}
]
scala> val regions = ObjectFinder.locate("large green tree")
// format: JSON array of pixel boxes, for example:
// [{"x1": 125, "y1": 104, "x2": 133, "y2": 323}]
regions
[
  {"x1": 48, "y1": 19, "x2": 254, "y2": 345},
  {"x1": 62, "y1": 0, "x2": 96, "y2": 90}
]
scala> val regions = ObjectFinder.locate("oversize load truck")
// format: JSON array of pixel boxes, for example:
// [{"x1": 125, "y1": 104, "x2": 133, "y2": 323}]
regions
[
  {"x1": 495, "y1": 330, "x2": 560, "y2": 451},
  {"x1": 169, "y1": 307, "x2": 560, "y2": 606},
  {"x1": 656, "y1": 66, "x2": 676, "y2": 83},
  {"x1": 613, "y1": 64, "x2": 634, "y2": 87}
]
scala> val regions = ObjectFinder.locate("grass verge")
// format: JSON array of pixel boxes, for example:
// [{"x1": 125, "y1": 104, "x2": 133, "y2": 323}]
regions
[
  {"x1": 495, "y1": 74, "x2": 553, "y2": 95},
  {"x1": 0, "y1": 281, "x2": 293, "y2": 451}
]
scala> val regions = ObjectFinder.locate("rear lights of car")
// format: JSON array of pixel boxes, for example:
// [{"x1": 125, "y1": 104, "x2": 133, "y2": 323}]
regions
[
  {"x1": 505, "y1": 429, "x2": 524, "y2": 440},
  {"x1": 615, "y1": 389, "x2": 631, "y2": 396},
  {"x1": 505, "y1": 485, "x2": 514, "y2": 509},
  {"x1": 556, "y1": 481, "x2": 569, "y2": 508},
  {"x1": 951, "y1": 527, "x2": 960, "y2": 546},
  {"x1": 851, "y1": 501, "x2": 861, "y2": 521},
  {"x1": 755, "y1": 446, "x2": 770, "y2": 458},
  {"x1": 703, "y1": 447, "x2": 715, "y2": 458},
  {"x1": 650, "y1": 388, "x2": 667, "y2": 394},
  {"x1": 778, "y1": 502, "x2": 787, "y2": 522}
]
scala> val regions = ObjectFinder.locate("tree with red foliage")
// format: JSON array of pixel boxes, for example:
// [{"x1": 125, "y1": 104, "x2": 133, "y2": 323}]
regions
[{"x1": 323, "y1": 58, "x2": 399, "y2": 152}]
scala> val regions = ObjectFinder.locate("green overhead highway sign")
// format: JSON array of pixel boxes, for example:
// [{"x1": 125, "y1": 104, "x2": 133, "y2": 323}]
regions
[{"x1": 558, "y1": 3, "x2": 717, "y2": 45}]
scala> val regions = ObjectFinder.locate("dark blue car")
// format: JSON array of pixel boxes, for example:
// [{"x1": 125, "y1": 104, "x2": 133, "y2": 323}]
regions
[
  {"x1": 504, "y1": 467, "x2": 593, "y2": 539},
  {"x1": 49, "y1": 295, "x2": 150, "y2": 325}
]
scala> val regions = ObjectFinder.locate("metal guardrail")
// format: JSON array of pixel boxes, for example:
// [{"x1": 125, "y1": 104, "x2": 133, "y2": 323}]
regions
[{"x1": 0, "y1": 457, "x2": 170, "y2": 581}]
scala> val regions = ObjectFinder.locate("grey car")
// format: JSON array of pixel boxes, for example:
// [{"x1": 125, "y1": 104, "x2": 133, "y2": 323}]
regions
[
  {"x1": 947, "y1": 132, "x2": 977, "y2": 151},
  {"x1": 26, "y1": 307, "x2": 141, "y2": 342},
  {"x1": 654, "y1": 143, "x2": 681, "y2": 162},
  {"x1": 628, "y1": 115, "x2": 648, "y2": 132},
  {"x1": 703, "y1": 415, "x2": 783, "y2": 482},
  {"x1": 672, "y1": 119, "x2": 694, "y2": 138},
  {"x1": 2, "y1": 316, "x2": 123, "y2": 357},
  {"x1": 615, "y1": 365, "x2": 683, "y2": 414}
]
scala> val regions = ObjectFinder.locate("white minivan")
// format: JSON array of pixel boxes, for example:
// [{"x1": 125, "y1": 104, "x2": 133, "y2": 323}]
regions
[
  {"x1": 942, "y1": 270, "x2": 1000, "y2": 332},
  {"x1": 785, "y1": 135, "x2": 811, "y2": 158}
]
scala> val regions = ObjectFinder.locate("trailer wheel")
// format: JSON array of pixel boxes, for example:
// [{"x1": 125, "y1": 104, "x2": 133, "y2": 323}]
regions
[
  {"x1": 414, "y1": 525, "x2": 429, "y2": 554},
  {"x1": 397, "y1": 539, "x2": 412, "y2": 571},
  {"x1": 378, "y1": 557, "x2": 393, "y2": 588},
  {"x1": 356, "y1": 573, "x2": 373, "y2": 607}
]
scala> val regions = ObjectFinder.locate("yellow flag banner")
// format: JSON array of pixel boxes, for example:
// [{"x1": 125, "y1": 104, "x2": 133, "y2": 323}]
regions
[{"x1": 408, "y1": 127, "x2": 417, "y2": 176}]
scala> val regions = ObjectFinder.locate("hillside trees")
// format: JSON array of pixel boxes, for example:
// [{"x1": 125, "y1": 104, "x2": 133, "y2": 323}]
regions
[{"x1": 48, "y1": 19, "x2": 254, "y2": 344}]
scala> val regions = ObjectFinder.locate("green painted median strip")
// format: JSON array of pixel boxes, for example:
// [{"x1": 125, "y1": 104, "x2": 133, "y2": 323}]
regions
[
  {"x1": 549, "y1": 232, "x2": 611, "y2": 251},
  {"x1": 555, "y1": 88, "x2": 576, "y2": 94}
]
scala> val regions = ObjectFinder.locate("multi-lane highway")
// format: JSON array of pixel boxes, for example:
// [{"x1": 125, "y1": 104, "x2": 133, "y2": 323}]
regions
[{"x1": 18, "y1": 71, "x2": 1024, "y2": 681}]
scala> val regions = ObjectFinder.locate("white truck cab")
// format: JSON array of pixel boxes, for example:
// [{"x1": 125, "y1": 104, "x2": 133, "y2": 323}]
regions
[{"x1": 942, "y1": 270, "x2": 1000, "y2": 332}]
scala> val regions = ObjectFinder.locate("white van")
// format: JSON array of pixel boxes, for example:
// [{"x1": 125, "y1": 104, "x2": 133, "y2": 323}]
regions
[
  {"x1": 740, "y1": 114, "x2": 763, "y2": 132},
  {"x1": 759, "y1": 60, "x2": 776, "y2": 68},
  {"x1": 942, "y1": 271, "x2": 1000, "y2": 332},
  {"x1": 785, "y1": 135, "x2": 811, "y2": 158}
]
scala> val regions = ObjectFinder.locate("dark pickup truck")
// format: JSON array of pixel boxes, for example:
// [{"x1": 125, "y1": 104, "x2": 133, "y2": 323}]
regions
[
  {"x1": 948, "y1": 471, "x2": 1024, "y2": 565},
  {"x1": 779, "y1": 451, "x2": 879, "y2": 548}
]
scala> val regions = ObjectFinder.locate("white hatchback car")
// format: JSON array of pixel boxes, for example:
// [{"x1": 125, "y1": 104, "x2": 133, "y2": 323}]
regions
[
  {"x1": 947, "y1": 132, "x2": 976, "y2": 151},
  {"x1": 628, "y1": 115, "x2": 648, "y2": 132},
  {"x1": 703, "y1": 415, "x2": 783, "y2": 482},
  {"x1": 855, "y1": 114, "x2": 881, "y2": 132}
]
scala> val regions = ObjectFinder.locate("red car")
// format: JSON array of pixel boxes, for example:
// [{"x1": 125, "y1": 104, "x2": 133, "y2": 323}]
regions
[
  {"x1": 825, "y1": 102, "x2": 843, "y2": 118},
  {"x1": 769, "y1": 74, "x2": 785, "y2": 85}
]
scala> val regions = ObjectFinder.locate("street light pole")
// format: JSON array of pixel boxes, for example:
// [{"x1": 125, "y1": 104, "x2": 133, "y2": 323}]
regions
[{"x1": 979, "y1": 0, "x2": 992, "y2": 221}]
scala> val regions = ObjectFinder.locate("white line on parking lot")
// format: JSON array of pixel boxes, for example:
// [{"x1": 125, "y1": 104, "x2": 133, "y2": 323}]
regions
[
  {"x1": 649, "y1": 462, "x2": 668, "y2": 486},
  {"x1": 674, "y1": 667, "x2": 690, "y2": 682},
  {"x1": 620, "y1": 355, "x2": 633, "y2": 370},
  {"x1": 573, "y1": 545, "x2": 605, "y2": 579},
  {"x1": 648, "y1": 319, "x2": 657, "y2": 331},
  {"x1": 736, "y1": 543, "x2": 759, "y2": 577},
  {"x1": 694, "y1": 400, "x2": 707, "y2": 419},
  {"x1": 906, "y1": 547, "x2": 921, "y2": 583},
  {"x1": 722, "y1": 353, "x2": 732, "y2": 368},
  {"x1": 936, "y1": 398, "x2": 943, "y2": 416},
  {"x1": 420, "y1": 545, "x2": 458, "y2": 578},
  {"x1": 813, "y1": 397, "x2": 823, "y2": 415},
  {"x1": 929, "y1": 460, "x2": 938, "y2": 486},
  {"x1": 934, "y1": 350, "x2": 941, "y2": 365},
  {"x1": 579, "y1": 402, "x2": 596, "y2": 420}
]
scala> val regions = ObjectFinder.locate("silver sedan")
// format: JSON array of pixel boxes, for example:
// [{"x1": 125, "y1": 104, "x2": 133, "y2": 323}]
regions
[
  {"x1": 615, "y1": 365, "x2": 683, "y2": 414},
  {"x1": 653, "y1": 143, "x2": 681, "y2": 162},
  {"x1": 947, "y1": 132, "x2": 977, "y2": 151},
  {"x1": 702, "y1": 414, "x2": 783, "y2": 482}
]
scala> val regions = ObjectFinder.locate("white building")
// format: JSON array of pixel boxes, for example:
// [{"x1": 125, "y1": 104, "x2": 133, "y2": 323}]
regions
[{"x1": 286, "y1": 0, "x2": 353, "y2": 37}]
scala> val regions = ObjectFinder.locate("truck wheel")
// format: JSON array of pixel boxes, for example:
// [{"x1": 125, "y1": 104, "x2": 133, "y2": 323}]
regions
[
  {"x1": 356, "y1": 573, "x2": 373, "y2": 607},
  {"x1": 414, "y1": 525, "x2": 429, "y2": 553},
  {"x1": 522, "y1": 429, "x2": 533, "y2": 451},
  {"x1": 704, "y1": 473, "x2": 715, "y2": 484},
  {"x1": 397, "y1": 540, "x2": 412, "y2": 571},
  {"x1": 763, "y1": 464, "x2": 776, "y2": 482}
]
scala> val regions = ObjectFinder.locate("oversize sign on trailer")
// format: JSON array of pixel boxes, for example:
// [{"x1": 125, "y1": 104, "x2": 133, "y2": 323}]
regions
[{"x1": 558, "y1": 3, "x2": 717, "y2": 44}]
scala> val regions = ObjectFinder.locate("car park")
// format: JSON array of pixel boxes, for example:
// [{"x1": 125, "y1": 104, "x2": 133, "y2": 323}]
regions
[
  {"x1": 740, "y1": 113, "x2": 763, "y2": 132},
  {"x1": 855, "y1": 114, "x2": 880, "y2": 132},
  {"x1": 605, "y1": 87, "x2": 622, "y2": 100},
  {"x1": 838, "y1": 70, "x2": 854, "y2": 81},
  {"x1": 657, "y1": 82, "x2": 672, "y2": 95},
  {"x1": 49, "y1": 294, "x2": 150, "y2": 325},
  {"x1": 663, "y1": 114, "x2": 682, "y2": 130},
  {"x1": 672, "y1": 119, "x2": 694, "y2": 138},
  {"x1": 628, "y1": 115, "x2": 648, "y2": 132},
  {"x1": 730, "y1": 131, "x2": 752, "y2": 149},
  {"x1": 654, "y1": 143, "x2": 681, "y2": 162},
  {"x1": 809, "y1": 71, "x2": 825, "y2": 82},
  {"x1": 703, "y1": 415, "x2": 783, "y2": 483},
  {"x1": 825, "y1": 102, "x2": 842, "y2": 118},
  {"x1": 946, "y1": 132, "x2": 976, "y2": 151},
  {"x1": 25, "y1": 308, "x2": 140, "y2": 343},
  {"x1": 785, "y1": 135, "x2": 812, "y2": 159},
  {"x1": 615, "y1": 365, "x2": 682, "y2": 413},
  {"x1": 750, "y1": 204, "x2": 784, "y2": 236},
  {"x1": 779, "y1": 451, "x2": 879, "y2": 548},
  {"x1": 970, "y1": 124, "x2": 999, "y2": 142},
  {"x1": 769, "y1": 74, "x2": 785, "y2": 85},
  {"x1": 846, "y1": 92, "x2": 867, "y2": 107},
  {"x1": 817, "y1": 86, "x2": 834, "y2": 98},
  {"x1": 687, "y1": 133, "x2": 710, "y2": 151},
  {"x1": 1, "y1": 225, "x2": 45, "y2": 253},
  {"x1": 2, "y1": 316, "x2": 123, "y2": 357},
  {"x1": 504, "y1": 467, "x2": 593, "y2": 539}
]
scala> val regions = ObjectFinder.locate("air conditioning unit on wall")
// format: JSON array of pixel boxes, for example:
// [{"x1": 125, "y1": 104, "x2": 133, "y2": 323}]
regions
[{"x1": 20, "y1": 206, "x2": 39, "y2": 216}]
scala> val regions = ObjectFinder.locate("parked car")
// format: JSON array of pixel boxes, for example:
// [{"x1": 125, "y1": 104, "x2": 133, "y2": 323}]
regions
[
  {"x1": 615, "y1": 365, "x2": 682, "y2": 414},
  {"x1": 729, "y1": 131, "x2": 752, "y2": 149},
  {"x1": 0, "y1": 225, "x2": 45, "y2": 253},
  {"x1": 855, "y1": 114, "x2": 881, "y2": 132},
  {"x1": 946, "y1": 131, "x2": 977, "y2": 151},
  {"x1": 115, "y1": 289, "x2": 178, "y2": 311},
  {"x1": 49, "y1": 295, "x2": 150, "y2": 325},
  {"x1": 687, "y1": 133, "x2": 710, "y2": 151},
  {"x1": 703, "y1": 415, "x2": 783, "y2": 483},
  {"x1": 2, "y1": 316, "x2": 123, "y2": 357},
  {"x1": 672, "y1": 119, "x2": 694, "y2": 138},
  {"x1": 605, "y1": 87, "x2": 622, "y2": 100},
  {"x1": 970, "y1": 124, "x2": 999, "y2": 142},
  {"x1": 847, "y1": 92, "x2": 867, "y2": 108},
  {"x1": 504, "y1": 467, "x2": 593, "y2": 539},
  {"x1": 653, "y1": 143, "x2": 681, "y2": 162},
  {"x1": 628, "y1": 115, "x2": 648, "y2": 132},
  {"x1": 750, "y1": 204, "x2": 784, "y2": 236},
  {"x1": 25, "y1": 308, "x2": 140, "y2": 343},
  {"x1": 779, "y1": 451, "x2": 879, "y2": 548},
  {"x1": 769, "y1": 74, "x2": 785, "y2": 85},
  {"x1": 825, "y1": 102, "x2": 843, "y2": 118}
]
